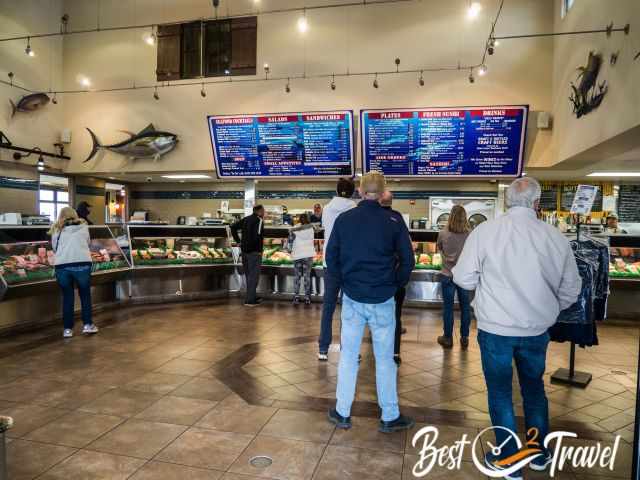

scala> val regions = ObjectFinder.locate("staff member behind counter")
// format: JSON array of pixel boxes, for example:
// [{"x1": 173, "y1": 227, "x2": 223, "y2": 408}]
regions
[{"x1": 606, "y1": 213, "x2": 627, "y2": 234}]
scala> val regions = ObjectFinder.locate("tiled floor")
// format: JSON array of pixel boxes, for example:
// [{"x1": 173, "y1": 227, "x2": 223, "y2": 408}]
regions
[{"x1": 0, "y1": 299, "x2": 637, "y2": 479}]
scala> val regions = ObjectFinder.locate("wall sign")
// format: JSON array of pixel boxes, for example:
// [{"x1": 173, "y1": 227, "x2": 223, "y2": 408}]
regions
[
  {"x1": 361, "y1": 105, "x2": 528, "y2": 178},
  {"x1": 208, "y1": 111, "x2": 355, "y2": 178}
]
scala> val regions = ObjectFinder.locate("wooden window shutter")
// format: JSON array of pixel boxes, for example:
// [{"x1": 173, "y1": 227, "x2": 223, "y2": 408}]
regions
[
  {"x1": 230, "y1": 16, "x2": 257, "y2": 76},
  {"x1": 156, "y1": 24, "x2": 181, "y2": 81}
]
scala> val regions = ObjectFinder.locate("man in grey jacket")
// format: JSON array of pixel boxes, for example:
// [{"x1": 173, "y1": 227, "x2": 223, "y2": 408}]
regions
[{"x1": 453, "y1": 177, "x2": 581, "y2": 479}]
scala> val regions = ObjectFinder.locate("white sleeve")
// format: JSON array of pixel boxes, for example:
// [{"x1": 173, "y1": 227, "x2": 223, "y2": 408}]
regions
[
  {"x1": 557, "y1": 243, "x2": 582, "y2": 310},
  {"x1": 452, "y1": 229, "x2": 482, "y2": 290}
]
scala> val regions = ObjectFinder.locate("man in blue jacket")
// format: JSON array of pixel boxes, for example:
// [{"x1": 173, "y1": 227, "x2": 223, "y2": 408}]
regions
[{"x1": 326, "y1": 172, "x2": 415, "y2": 433}]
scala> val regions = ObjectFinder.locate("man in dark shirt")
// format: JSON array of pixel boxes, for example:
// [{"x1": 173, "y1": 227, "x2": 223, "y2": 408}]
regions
[
  {"x1": 326, "y1": 172, "x2": 415, "y2": 433},
  {"x1": 231, "y1": 205, "x2": 265, "y2": 307},
  {"x1": 380, "y1": 191, "x2": 409, "y2": 365}
]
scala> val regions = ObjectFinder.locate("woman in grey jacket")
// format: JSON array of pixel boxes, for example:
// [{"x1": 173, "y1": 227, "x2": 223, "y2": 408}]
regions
[{"x1": 49, "y1": 207, "x2": 99, "y2": 338}]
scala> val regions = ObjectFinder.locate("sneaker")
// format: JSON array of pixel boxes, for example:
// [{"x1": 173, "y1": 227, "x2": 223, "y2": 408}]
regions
[
  {"x1": 484, "y1": 453, "x2": 523, "y2": 480},
  {"x1": 292, "y1": 296, "x2": 301, "y2": 305},
  {"x1": 318, "y1": 352, "x2": 329, "y2": 361},
  {"x1": 460, "y1": 337, "x2": 469, "y2": 350},
  {"x1": 437, "y1": 335, "x2": 453, "y2": 349},
  {"x1": 379, "y1": 414, "x2": 415, "y2": 433},
  {"x1": 529, "y1": 450, "x2": 553, "y2": 472},
  {"x1": 63, "y1": 329, "x2": 73, "y2": 338},
  {"x1": 304, "y1": 297, "x2": 312, "y2": 306},
  {"x1": 82, "y1": 324, "x2": 99, "y2": 335},
  {"x1": 401, "y1": 327, "x2": 408, "y2": 335},
  {"x1": 393, "y1": 354, "x2": 402, "y2": 365},
  {"x1": 244, "y1": 301, "x2": 259, "y2": 307},
  {"x1": 327, "y1": 408, "x2": 352, "y2": 429}
]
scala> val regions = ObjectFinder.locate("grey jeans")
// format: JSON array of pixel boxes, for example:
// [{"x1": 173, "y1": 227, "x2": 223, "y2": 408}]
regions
[
  {"x1": 294, "y1": 258, "x2": 313, "y2": 298},
  {"x1": 242, "y1": 252, "x2": 262, "y2": 303}
]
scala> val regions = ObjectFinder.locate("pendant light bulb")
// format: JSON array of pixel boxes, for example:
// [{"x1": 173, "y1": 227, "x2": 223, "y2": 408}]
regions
[
  {"x1": 25, "y1": 38, "x2": 34, "y2": 56},
  {"x1": 330, "y1": 75, "x2": 336, "y2": 91},
  {"x1": 52, "y1": 93, "x2": 58, "y2": 105},
  {"x1": 297, "y1": 14, "x2": 308, "y2": 33},
  {"x1": 478, "y1": 64, "x2": 487, "y2": 76},
  {"x1": 36, "y1": 155, "x2": 45, "y2": 172},
  {"x1": 373, "y1": 74, "x2": 379, "y2": 89},
  {"x1": 200, "y1": 83, "x2": 207, "y2": 97},
  {"x1": 468, "y1": 69, "x2": 475, "y2": 84},
  {"x1": 285, "y1": 78, "x2": 291, "y2": 93},
  {"x1": 153, "y1": 86, "x2": 160, "y2": 100},
  {"x1": 418, "y1": 71, "x2": 425, "y2": 86},
  {"x1": 467, "y1": 2, "x2": 482, "y2": 19},
  {"x1": 488, "y1": 38, "x2": 495, "y2": 55}
]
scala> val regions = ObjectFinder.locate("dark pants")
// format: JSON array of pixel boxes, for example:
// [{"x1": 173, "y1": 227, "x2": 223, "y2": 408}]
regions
[
  {"x1": 242, "y1": 252, "x2": 262, "y2": 303},
  {"x1": 393, "y1": 286, "x2": 406, "y2": 355},
  {"x1": 441, "y1": 275, "x2": 471, "y2": 338},
  {"x1": 55, "y1": 264, "x2": 93, "y2": 330},
  {"x1": 293, "y1": 258, "x2": 313, "y2": 299},
  {"x1": 478, "y1": 329, "x2": 550, "y2": 464},
  {"x1": 319, "y1": 268, "x2": 340, "y2": 353}
]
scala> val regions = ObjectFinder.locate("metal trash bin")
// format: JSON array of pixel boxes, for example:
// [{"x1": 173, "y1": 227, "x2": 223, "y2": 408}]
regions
[{"x1": 0, "y1": 416, "x2": 12, "y2": 480}]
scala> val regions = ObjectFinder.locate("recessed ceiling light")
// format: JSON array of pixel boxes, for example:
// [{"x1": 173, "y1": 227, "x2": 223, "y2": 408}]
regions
[
  {"x1": 161, "y1": 174, "x2": 212, "y2": 179},
  {"x1": 587, "y1": 172, "x2": 640, "y2": 177}
]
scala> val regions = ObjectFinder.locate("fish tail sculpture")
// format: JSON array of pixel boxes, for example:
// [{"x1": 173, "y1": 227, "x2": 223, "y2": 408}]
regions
[{"x1": 84, "y1": 128, "x2": 103, "y2": 162}]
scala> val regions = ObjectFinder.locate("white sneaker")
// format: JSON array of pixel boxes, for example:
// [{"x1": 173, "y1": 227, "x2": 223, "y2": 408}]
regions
[
  {"x1": 82, "y1": 324, "x2": 99, "y2": 335},
  {"x1": 63, "y1": 329, "x2": 73, "y2": 338}
]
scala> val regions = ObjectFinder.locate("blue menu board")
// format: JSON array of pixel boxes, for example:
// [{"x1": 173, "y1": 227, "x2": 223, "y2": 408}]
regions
[
  {"x1": 208, "y1": 111, "x2": 355, "y2": 178},
  {"x1": 361, "y1": 106, "x2": 528, "y2": 178}
]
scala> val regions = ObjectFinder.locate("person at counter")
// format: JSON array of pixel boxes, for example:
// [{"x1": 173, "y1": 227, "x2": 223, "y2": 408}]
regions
[
  {"x1": 318, "y1": 178, "x2": 356, "y2": 361},
  {"x1": 380, "y1": 191, "x2": 408, "y2": 365},
  {"x1": 231, "y1": 205, "x2": 265, "y2": 307},
  {"x1": 310, "y1": 203, "x2": 323, "y2": 223},
  {"x1": 282, "y1": 206, "x2": 293, "y2": 226},
  {"x1": 326, "y1": 172, "x2": 415, "y2": 433},
  {"x1": 436, "y1": 205, "x2": 472, "y2": 350},
  {"x1": 49, "y1": 207, "x2": 99, "y2": 338},
  {"x1": 76, "y1": 201, "x2": 94, "y2": 225},
  {"x1": 453, "y1": 177, "x2": 581, "y2": 478},
  {"x1": 606, "y1": 213, "x2": 627, "y2": 234},
  {"x1": 289, "y1": 213, "x2": 315, "y2": 306}
]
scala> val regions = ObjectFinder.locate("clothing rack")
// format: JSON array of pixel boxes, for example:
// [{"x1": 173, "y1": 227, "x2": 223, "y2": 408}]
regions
[{"x1": 550, "y1": 221, "x2": 593, "y2": 388}]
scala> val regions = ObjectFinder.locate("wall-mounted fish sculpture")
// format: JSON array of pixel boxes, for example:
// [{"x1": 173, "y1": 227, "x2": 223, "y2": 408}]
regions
[
  {"x1": 84, "y1": 124, "x2": 178, "y2": 162},
  {"x1": 10, "y1": 93, "x2": 50, "y2": 117}
]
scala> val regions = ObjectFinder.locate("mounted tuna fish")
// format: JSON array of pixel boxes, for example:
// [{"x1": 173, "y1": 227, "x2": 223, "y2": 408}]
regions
[
  {"x1": 84, "y1": 124, "x2": 178, "y2": 162},
  {"x1": 10, "y1": 93, "x2": 50, "y2": 117}
]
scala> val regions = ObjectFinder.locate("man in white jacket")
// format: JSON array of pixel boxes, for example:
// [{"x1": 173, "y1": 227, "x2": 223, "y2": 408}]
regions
[
  {"x1": 318, "y1": 178, "x2": 356, "y2": 360},
  {"x1": 453, "y1": 177, "x2": 581, "y2": 480}
]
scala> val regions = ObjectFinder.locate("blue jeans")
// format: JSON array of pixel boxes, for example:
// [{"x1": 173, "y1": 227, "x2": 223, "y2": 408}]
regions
[
  {"x1": 319, "y1": 269, "x2": 340, "y2": 353},
  {"x1": 478, "y1": 329, "x2": 550, "y2": 463},
  {"x1": 55, "y1": 264, "x2": 93, "y2": 330},
  {"x1": 441, "y1": 275, "x2": 471, "y2": 338},
  {"x1": 336, "y1": 294, "x2": 399, "y2": 422}
]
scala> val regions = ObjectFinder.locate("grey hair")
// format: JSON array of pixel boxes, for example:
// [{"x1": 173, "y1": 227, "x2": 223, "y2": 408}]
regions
[{"x1": 506, "y1": 177, "x2": 541, "y2": 209}]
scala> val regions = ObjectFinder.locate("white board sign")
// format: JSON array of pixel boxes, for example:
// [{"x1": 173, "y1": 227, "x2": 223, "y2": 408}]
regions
[{"x1": 570, "y1": 184, "x2": 599, "y2": 216}]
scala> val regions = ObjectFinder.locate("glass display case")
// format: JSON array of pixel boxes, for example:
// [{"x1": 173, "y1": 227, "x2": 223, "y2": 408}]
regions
[
  {"x1": 410, "y1": 230, "x2": 441, "y2": 271},
  {"x1": 609, "y1": 235, "x2": 640, "y2": 279},
  {"x1": 128, "y1": 225, "x2": 233, "y2": 267},
  {"x1": 0, "y1": 225, "x2": 130, "y2": 290},
  {"x1": 262, "y1": 227, "x2": 323, "y2": 267}
]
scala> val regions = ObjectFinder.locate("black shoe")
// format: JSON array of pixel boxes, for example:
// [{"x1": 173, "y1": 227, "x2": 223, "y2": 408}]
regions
[
  {"x1": 292, "y1": 296, "x2": 301, "y2": 305},
  {"x1": 401, "y1": 327, "x2": 407, "y2": 335},
  {"x1": 358, "y1": 354, "x2": 362, "y2": 363},
  {"x1": 255, "y1": 297, "x2": 264, "y2": 304},
  {"x1": 460, "y1": 337, "x2": 469, "y2": 350},
  {"x1": 304, "y1": 297, "x2": 312, "y2": 306},
  {"x1": 328, "y1": 408, "x2": 352, "y2": 429},
  {"x1": 379, "y1": 414, "x2": 415, "y2": 433},
  {"x1": 437, "y1": 335, "x2": 453, "y2": 349},
  {"x1": 393, "y1": 354, "x2": 402, "y2": 366}
]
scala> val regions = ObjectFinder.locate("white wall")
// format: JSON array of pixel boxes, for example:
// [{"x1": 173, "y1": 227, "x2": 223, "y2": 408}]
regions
[
  {"x1": 550, "y1": 0, "x2": 640, "y2": 167},
  {"x1": 53, "y1": 0, "x2": 554, "y2": 175},
  {"x1": 0, "y1": 0, "x2": 65, "y2": 170}
]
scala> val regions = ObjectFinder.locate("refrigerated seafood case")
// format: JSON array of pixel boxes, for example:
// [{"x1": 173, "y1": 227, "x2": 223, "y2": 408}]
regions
[
  {"x1": 125, "y1": 225, "x2": 236, "y2": 302},
  {"x1": 0, "y1": 225, "x2": 130, "y2": 300},
  {"x1": 607, "y1": 234, "x2": 640, "y2": 319}
]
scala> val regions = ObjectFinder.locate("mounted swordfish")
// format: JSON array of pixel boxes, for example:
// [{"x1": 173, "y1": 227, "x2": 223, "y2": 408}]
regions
[{"x1": 84, "y1": 124, "x2": 178, "y2": 162}]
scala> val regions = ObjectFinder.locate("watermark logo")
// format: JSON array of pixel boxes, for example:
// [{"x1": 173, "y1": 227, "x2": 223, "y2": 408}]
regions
[{"x1": 411, "y1": 425, "x2": 621, "y2": 478}]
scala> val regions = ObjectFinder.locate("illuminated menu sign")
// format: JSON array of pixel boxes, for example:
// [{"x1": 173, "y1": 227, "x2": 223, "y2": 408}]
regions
[
  {"x1": 208, "y1": 111, "x2": 355, "y2": 178},
  {"x1": 361, "y1": 106, "x2": 528, "y2": 177}
]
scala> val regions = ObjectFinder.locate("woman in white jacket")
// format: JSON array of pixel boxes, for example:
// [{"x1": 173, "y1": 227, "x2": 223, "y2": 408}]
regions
[
  {"x1": 289, "y1": 213, "x2": 316, "y2": 305},
  {"x1": 49, "y1": 207, "x2": 99, "y2": 338}
]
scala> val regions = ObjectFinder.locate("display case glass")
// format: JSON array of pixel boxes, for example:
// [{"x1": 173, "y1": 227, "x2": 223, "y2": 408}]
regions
[
  {"x1": 0, "y1": 226, "x2": 130, "y2": 287},
  {"x1": 261, "y1": 227, "x2": 323, "y2": 267},
  {"x1": 410, "y1": 230, "x2": 441, "y2": 271},
  {"x1": 609, "y1": 235, "x2": 640, "y2": 279},
  {"x1": 128, "y1": 225, "x2": 233, "y2": 267}
]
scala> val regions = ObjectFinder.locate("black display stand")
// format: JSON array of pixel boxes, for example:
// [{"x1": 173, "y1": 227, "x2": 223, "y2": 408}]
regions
[{"x1": 550, "y1": 221, "x2": 593, "y2": 388}]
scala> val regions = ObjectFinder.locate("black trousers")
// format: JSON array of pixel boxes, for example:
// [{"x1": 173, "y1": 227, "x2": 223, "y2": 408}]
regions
[
  {"x1": 394, "y1": 286, "x2": 406, "y2": 355},
  {"x1": 242, "y1": 252, "x2": 262, "y2": 303}
]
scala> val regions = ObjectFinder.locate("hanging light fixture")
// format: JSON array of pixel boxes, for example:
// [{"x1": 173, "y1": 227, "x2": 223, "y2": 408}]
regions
[
  {"x1": 153, "y1": 86, "x2": 159, "y2": 100},
  {"x1": 468, "y1": 68, "x2": 475, "y2": 83},
  {"x1": 330, "y1": 74, "x2": 336, "y2": 91},
  {"x1": 297, "y1": 11, "x2": 308, "y2": 33},
  {"x1": 25, "y1": 37, "x2": 34, "y2": 56},
  {"x1": 285, "y1": 78, "x2": 291, "y2": 93},
  {"x1": 120, "y1": 188, "x2": 126, "y2": 196},
  {"x1": 200, "y1": 83, "x2": 207, "y2": 97},
  {"x1": 478, "y1": 64, "x2": 487, "y2": 76},
  {"x1": 36, "y1": 154, "x2": 45, "y2": 172},
  {"x1": 52, "y1": 92, "x2": 58, "y2": 105},
  {"x1": 488, "y1": 38, "x2": 496, "y2": 55},
  {"x1": 418, "y1": 70, "x2": 425, "y2": 86},
  {"x1": 467, "y1": 2, "x2": 482, "y2": 19},
  {"x1": 373, "y1": 73, "x2": 379, "y2": 89}
]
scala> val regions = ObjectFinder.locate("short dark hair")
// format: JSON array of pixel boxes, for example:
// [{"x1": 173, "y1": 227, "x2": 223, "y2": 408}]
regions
[
  {"x1": 336, "y1": 178, "x2": 355, "y2": 198},
  {"x1": 253, "y1": 205, "x2": 264, "y2": 214},
  {"x1": 299, "y1": 213, "x2": 310, "y2": 225}
]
